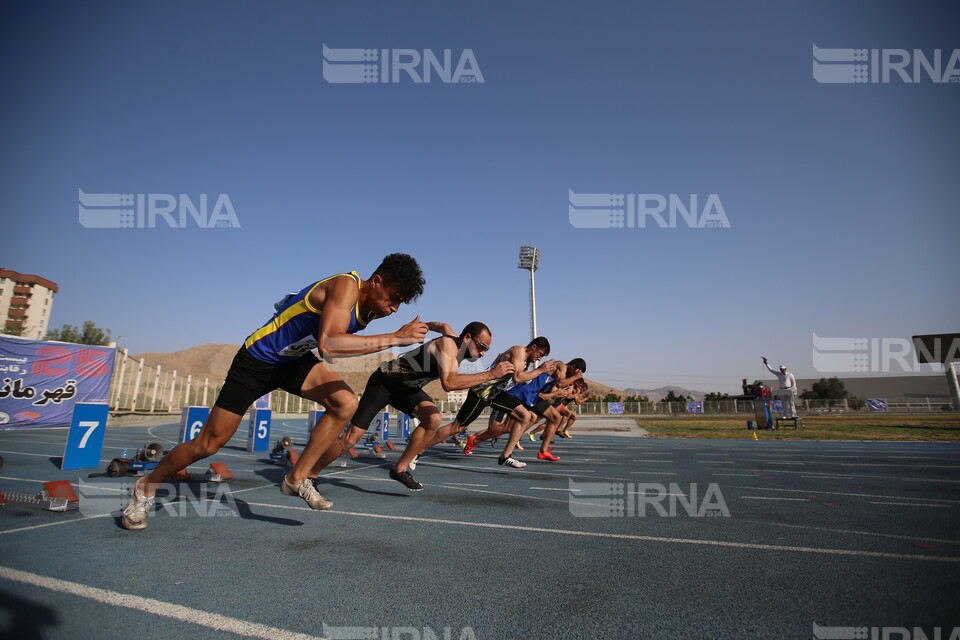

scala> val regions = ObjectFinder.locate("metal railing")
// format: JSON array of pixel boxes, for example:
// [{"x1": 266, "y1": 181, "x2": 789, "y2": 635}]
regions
[{"x1": 571, "y1": 399, "x2": 954, "y2": 415}]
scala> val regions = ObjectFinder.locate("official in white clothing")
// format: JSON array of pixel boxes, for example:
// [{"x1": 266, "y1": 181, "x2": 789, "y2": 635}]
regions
[{"x1": 763, "y1": 357, "x2": 798, "y2": 418}]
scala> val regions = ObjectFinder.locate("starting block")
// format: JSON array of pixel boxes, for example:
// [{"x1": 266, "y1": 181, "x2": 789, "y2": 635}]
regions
[
  {"x1": 357, "y1": 440, "x2": 386, "y2": 459},
  {"x1": 172, "y1": 462, "x2": 234, "y2": 483},
  {"x1": 0, "y1": 480, "x2": 79, "y2": 512}
]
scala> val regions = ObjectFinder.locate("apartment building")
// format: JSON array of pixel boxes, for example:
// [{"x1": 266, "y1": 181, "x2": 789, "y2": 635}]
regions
[{"x1": 0, "y1": 268, "x2": 59, "y2": 340}]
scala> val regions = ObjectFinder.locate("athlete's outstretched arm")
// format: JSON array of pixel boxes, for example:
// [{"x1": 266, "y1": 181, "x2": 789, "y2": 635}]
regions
[
  {"x1": 553, "y1": 362, "x2": 583, "y2": 389},
  {"x1": 425, "y1": 321, "x2": 455, "y2": 336},
  {"x1": 315, "y1": 277, "x2": 427, "y2": 357},
  {"x1": 509, "y1": 345, "x2": 556, "y2": 385},
  {"x1": 434, "y1": 340, "x2": 514, "y2": 392}
]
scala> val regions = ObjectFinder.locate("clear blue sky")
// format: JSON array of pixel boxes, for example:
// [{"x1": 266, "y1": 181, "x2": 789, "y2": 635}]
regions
[{"x1": 2, "y1": 1, "x2": 957, "y2": 393}]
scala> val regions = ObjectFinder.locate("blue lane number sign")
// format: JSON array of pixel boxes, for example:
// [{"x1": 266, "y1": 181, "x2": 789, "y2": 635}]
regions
[{"x1": 61, "y1": 402, "x2": 110, "y2": 470}]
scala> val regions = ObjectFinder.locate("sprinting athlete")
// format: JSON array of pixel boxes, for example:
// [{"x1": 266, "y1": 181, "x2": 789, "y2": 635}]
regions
[
  {"x1": 308, "y1": 322, "x2": 514, "y2": 492},
  {"x1": 122, "y1": 254, "x2": 427, "y2": 530},
  {"x1": 529, "y1": 380, "x2": 589, "y2": 439},
  {"x1": 474, "y1": 358, "x2": 586, "y2": 463},
  {"x1": 409, "y1": 337, "x2": 554, "y2": 467}
]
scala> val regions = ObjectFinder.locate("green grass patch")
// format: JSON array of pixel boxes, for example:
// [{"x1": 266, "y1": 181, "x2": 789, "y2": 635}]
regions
[{"x1": 635, "y1": 413, "x2": 960, "y2": 441}]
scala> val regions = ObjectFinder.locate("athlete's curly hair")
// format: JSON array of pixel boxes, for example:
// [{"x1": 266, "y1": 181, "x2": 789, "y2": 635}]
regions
[{"x1": 372, "y1": 253, "x2": 425, "y2": 303}]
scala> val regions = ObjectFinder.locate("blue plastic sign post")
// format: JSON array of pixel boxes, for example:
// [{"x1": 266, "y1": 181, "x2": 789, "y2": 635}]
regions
[
  {"x1": 180, "y1": 407, "x2": 210, "y2": 443},
  {"x1": 381, "y1": 412, "x2": 390, "y2": 441},
  {"x1": 248, "y1": 408, "x2": 272, "y2": 452},
  {"x1": 400, "y1": 413, "x2": 411, "y2": 440},
  {"x1": 307, "y1": 409, "x2": 325, "y2": 433},
  {"x1": 61, "y1": 402, "x2": 109, "y2": 470}
]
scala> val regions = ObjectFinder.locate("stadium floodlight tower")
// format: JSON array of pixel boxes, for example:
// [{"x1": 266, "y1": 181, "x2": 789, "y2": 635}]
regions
[{"x1": 518, "y1": 246, "x2": 540, "y2": 341}]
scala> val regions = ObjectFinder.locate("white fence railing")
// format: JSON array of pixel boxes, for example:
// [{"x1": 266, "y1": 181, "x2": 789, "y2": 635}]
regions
[
  {"x1": 107, "y1": 349, "x2": 955, "y2": 416},
  {"x1": 572, "y1": 399, "x2": 954, "y2": 415}
]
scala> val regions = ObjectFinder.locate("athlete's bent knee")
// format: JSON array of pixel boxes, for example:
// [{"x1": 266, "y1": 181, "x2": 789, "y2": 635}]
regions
[{"x1": 326, "y1": 392, "x2": 359, "y2": 422}]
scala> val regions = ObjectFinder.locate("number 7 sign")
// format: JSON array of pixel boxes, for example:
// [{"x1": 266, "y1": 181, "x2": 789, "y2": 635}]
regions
[{"x1": 62, "y1": 403, "x2": 110, "y2": 470}]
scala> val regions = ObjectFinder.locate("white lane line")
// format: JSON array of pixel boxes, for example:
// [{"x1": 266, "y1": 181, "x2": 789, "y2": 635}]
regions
[
  {"x1": 740, "y1": 497, "x2": 809, "y2": 501},
  {"x1": 529, "y1": 487, "x2": 573, "y2": 492},
  {"x1": 867, "y1": 502, "x2": 951, "y2": 509},
  {"x1": 0, "y1": 449, "x2": 64, "y2": 459},
  {"x1": 766, "y1": 522, "x2": 960, "y2": 546},
  {"x1": 806, "y1": 462, "x2": 956, "y2": 470},
  {"x1": 0, "y1": 514, "x2": 113, "y2": 536},
  {"x1": 438, "y1": 484, "x2": 583, "y2": 506},
  {"x1": 754, "y1": 469, "x2": 960, "y2": 484},
  {"x1": 629, "y1": 472, "x2": 677, "y2": 476},
  {"x1": 725, "y1": 486, "x2": 960, "y2": 504},
  {"x1": 634, "y1": 460, "x2": 674, "y2": 463},
  {"x1": 240, "y1": 501, "x2": 960, "y2": 563},
  {"x1": 441, "y1": 482, "x2": 489, "y2": 487},
  {"x1": 800, "y1": 475, "x2": 854, "y2": 480},
  {"x1": 0, "y1": 566, "x2": 325, "y2": 640},
  {"x1": 713, "y1": 474, "x2": 762, "y2": 477},
  {"x1": 421, "y1": 460, "x2": 597, "y2": 476}
]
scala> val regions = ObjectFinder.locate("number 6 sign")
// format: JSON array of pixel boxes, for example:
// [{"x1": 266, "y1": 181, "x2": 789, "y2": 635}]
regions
[
  {"x1": 61, "y1": 402, "x2": 109, "y2": 470},
  {"x1": 180, "y1": 406, "x2": 210, "y2": 443}
]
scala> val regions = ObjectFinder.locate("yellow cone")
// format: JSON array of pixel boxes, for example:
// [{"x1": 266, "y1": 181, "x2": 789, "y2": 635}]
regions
[{"x1": 751, "y1": 431, "x2": 759, "y2": 441}]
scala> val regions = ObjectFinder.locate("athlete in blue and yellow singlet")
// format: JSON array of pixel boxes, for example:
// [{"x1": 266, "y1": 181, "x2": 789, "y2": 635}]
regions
[{"x1": 244, "y1": 272, "x2": 375, "y2": 364}]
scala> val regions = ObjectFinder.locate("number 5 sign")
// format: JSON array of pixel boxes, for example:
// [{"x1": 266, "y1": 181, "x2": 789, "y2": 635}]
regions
[
  {"x1": 61, "y1": 402, "x2": 109, "y2": 469},
  {"x1": 247, "y1": 408, "x2": 271, "y2": 452}
]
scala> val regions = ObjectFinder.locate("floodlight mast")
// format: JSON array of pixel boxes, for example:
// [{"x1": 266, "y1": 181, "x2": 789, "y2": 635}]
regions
[{"x1": 518, "y1": 246, "x2": 540, "y2": 341}]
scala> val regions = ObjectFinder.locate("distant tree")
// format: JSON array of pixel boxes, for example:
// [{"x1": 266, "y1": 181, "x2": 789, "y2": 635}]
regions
[
  {"x1": 602, "y1": 392, "x2": 622, "y2": 403},
  {"x1": 662, "y1": 390, "x2": 686, "y2": 403},
  {"x1": 623, "y1": 394, "x2": 650, "y2": 403},
  {"x1": 46, "y1": 320, "x2": 112, "y2": 346},
  {"x1": 704, "y1": 392, "x2": 729, "y2": 402},
  {"x1": 801, "y1": 377, "x2": 848, "y2": 400}
]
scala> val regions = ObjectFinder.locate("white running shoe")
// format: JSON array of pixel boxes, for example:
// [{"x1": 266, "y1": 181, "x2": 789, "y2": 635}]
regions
[
  {"x1": 121, "y1": 476, "x2": 155, "y2": 530},
  {"x1": 282, "y1": 475, "x2": 333, "y2": 510},
  {"x1": 498, "y1": 456, "x2": 527, "y2": 469},
  {"x1": 409, "y1": 454, "x2": 421, "y2": 471}
]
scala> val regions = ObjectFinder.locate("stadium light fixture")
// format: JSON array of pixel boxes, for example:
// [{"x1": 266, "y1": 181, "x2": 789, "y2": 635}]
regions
[{"x1": 518, "y1": 246, "x2": 540, "y2": 341}]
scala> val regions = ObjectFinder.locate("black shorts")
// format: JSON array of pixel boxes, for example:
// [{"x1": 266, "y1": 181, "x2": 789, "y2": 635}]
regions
[
  {"x1": 455, "y1": 389, "x2": 522, "y2": 427},
  {"x1": 350, "y1": 368, "x2": 433, "y2": 431},
  {"x1": 530, "y1": 398, "x2": 553, "y2": 417},
  {"x1": 214, "y1": 346, "x2": 321, "y2": 415}
]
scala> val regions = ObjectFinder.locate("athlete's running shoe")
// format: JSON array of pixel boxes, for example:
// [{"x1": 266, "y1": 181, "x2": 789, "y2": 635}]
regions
[
  {"x1": 463, "y1": 435, "x2": 477, "y2": 456},
  {"x1": 527, "y1": 433, "x2": 535, "y2": 442},
  {"x1": 498, "y1": 456, "x2": 527, "y2": 469},
  {"x1": 121, "y1": 476, "x2": 154, "y2": 530},
  {"x1": 282, "y1": 475, "x2": 333, "y2": 509},
  {"x1": 409, "y1": 454, "x2": 421, "y2": 471},
  {"x1": 537, "y1": 451, "x2": 560, "y2": 462},
  {"x1": 515, "y1": 442, "x2": 524, "y2": 451},
  {"x1": 389, "y1": 468, "x2": 423, "y2": 491}
]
